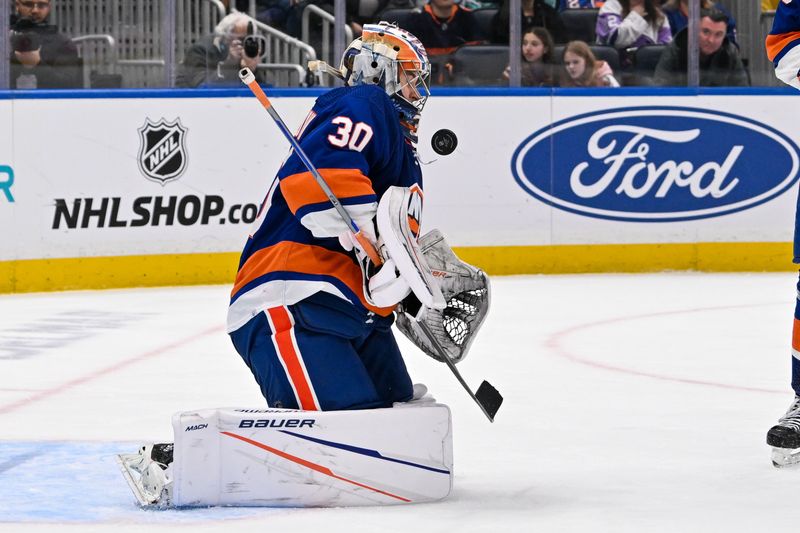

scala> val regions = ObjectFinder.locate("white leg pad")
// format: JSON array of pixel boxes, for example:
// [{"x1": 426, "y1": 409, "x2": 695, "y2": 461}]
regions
[{"x1": 171, "y1": 403, "x2": 453, "y2": 507}]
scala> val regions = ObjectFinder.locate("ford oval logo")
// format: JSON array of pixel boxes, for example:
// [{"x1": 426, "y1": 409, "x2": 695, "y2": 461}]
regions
[{"x1": 511, "y1": 106, "x2": 800, "y2": 222}]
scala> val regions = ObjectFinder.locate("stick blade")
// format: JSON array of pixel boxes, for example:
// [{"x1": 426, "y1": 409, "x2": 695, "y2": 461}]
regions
[{"x1": 475, "y1": 381, "x2": 503, "y2": 421}]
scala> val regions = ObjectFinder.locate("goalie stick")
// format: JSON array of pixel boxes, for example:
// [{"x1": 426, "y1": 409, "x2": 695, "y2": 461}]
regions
[
  {"x1": 417, "y1": 320, "x2": 502, "y2": 422},
  {"x1": 238, "y1": 68, "x2": 502, "y2": 421}
]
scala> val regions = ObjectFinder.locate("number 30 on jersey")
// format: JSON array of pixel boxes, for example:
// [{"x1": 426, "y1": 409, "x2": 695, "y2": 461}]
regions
[{"x1": 327, "y1": 117, "x2": 374, "y2": 152}]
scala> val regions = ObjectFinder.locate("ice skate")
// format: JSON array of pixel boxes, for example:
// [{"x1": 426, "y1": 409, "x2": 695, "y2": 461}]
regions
[
  {"x1": 767, "y1": 396, "x2": 800, "y2": 468},
  {"x1": 117, "y1": 443, "x2": 174, "y2": 507}
]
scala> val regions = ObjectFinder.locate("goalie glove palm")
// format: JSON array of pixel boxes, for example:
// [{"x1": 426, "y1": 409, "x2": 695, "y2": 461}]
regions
[{"x1": 396, "y1": 229, "x2": 491, "y2": 364}]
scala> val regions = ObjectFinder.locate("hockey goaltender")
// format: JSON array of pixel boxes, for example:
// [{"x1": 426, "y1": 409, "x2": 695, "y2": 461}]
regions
[{"x1": 117, "y1": 22, "x2": 499, "y2": 508}]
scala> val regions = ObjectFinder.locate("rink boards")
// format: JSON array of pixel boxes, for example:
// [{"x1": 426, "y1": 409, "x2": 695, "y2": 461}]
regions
[{"x1": 0, "y1": 87, "x2": 798, "y2": 292}]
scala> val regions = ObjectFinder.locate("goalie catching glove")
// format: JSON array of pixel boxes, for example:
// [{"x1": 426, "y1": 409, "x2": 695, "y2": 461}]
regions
[{"x1": 395, "y1": 229, "x2": 490, "y2": 364}]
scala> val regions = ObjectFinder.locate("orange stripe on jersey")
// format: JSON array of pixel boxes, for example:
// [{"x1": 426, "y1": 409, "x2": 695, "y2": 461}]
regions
[
  {"x1": 232, "y1": 241, "x2": 394, "y2": 316},
  {"x1": 269, "y1": 304, "x2": 293, "y2": 331},
  {"x1": 281, "y1": 169, "x2": 375, "y2": 215},
  {"x1": 793, "y1": 318, "x2": 800, "y2": 352},
  {"x1": 267, "y1": 306, "x2": 319, "y2": 410},
  {"x1": 407, "y1": 215, "x2": 420, "y2": 236},
  {"x1": 766, "y1": 32, "x2": 800, "y2": 61}
]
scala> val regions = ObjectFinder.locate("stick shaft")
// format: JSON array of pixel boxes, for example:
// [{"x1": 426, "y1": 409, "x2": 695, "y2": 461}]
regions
[
  {"x1": 417, "y1": 321, "x2": 498, "y2": 422},
  {"x1": 238, "y1": 67, "x2": 382, "y2": 266}
]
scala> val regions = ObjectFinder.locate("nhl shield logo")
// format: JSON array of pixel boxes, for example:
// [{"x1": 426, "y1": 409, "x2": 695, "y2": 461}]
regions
[{"x1": 137, "y1": 118, "x2": 188, "y2": 184}]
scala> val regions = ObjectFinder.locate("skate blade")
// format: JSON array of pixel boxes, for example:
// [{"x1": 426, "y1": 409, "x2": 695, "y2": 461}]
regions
[
  {"x1": 771, "y1": 447, "x2": 800, "y2": 469},
  {"x1": 116, "y1": 453, "x2": 166, "y2": 508}
]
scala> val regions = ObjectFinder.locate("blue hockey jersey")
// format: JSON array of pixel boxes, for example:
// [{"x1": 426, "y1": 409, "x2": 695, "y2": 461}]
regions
[
  {"x1": 767, "y1": 0, "x2": 800, "y2": 89},
  {"x1": 227, "y1": 84, "x2": 423, "y2": 333}
]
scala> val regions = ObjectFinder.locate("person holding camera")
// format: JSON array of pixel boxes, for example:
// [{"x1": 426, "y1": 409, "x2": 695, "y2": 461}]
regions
[
  {"x1": 9, "y1": 0, "x2": 82, "y2": 89},
  {"x1": 176, "y1": 13, "x2": 266, "y2": 88}
]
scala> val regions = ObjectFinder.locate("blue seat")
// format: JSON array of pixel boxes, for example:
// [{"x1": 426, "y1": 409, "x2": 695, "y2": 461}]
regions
[
  {"x1": 452, "y1": 44, "x2": 509, "y2": 86},
  {"x1": 634, "y1": 44, "x2": 668, "y2": 76},
  {"x1": 472, "y1": 8, "x2": 498, "y2": 42},
  {"x1": 559, "y1": 8, "x2": 599, "y2": 42}
]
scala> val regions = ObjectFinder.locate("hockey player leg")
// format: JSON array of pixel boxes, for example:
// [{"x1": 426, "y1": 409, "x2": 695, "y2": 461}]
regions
[
  {"x1": 119, "y1": 393, "x2": 449, "y2": 508},
  {"x1": 355, "y1": 324, "x2": 436, "y2": 405},
  {"x1": 769, "y1": 397, "x2": 800, "y2": 468},
  {"x1": 767, "y1": 273, "x2": 800, "y2": 468},
  {"x1": 355, "y1": 324, "x2": 414, "y2": 405},
  {"x1": 229, "y1": 297, "x2": 392, "y2": 411}
]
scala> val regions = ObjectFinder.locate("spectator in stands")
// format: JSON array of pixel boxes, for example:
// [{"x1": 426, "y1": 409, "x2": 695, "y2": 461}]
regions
[
  {"x1": 9, "y1": 0, "x2": 82, "y2": 89},
  {"x1": 503, "y1": 26, "x2": 557, "y2": 86},
  {"x1": 404, "y1": 0, "x2": 482, "y2": 83},
  {"x1": 661, "y1": 0, "x2": 736, "y2": 46},
  {"x1": 560, "y1": 39, "x2": 619, "y2": 86},
  {"x1": 461, "y1": 0, "x2": 501, "y2": 10},
  {"x1": 653, "y1": 9, "x2": 748, "y2": 87},
  {"x1": 558, "y1": 0, "x2": 603, "y2": 9},
  {"x1": 596, "y1": 0, "x2": 671, "y2": 50},
  {"x1": 176, "y1": 13, "x2": 263, "y2": 88},
  {"x1": 345, "y1": 0, "x2": 398, "y2": 36},
  {"x1": 491, "y1": 0, "x2": 566, "y2": 44},
  {"x1": 405, "y1": 0, "x2": 483, "y2": 56}
]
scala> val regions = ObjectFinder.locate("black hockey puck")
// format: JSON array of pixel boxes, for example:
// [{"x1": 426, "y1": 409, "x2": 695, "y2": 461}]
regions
[{"x1": 431, "y1": 128, "x2": 458, "y2": 156}]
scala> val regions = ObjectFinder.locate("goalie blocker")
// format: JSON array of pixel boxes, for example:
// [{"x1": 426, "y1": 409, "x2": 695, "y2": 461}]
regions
[
  {"x1": 372, "y1": 186, "x2": 491, "y2": 365},
  {"x1": 118, "y1": 401, "x2": 453, "y2": 508}
]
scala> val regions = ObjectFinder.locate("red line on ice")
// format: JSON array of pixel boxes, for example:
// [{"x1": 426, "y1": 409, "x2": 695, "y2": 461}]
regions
[
  {"x1": 0, "y1": 325, "x2": 221, "y2": 415},
  {"x1": 545, "y1": 302, "x2": 786, "y2": 395}
]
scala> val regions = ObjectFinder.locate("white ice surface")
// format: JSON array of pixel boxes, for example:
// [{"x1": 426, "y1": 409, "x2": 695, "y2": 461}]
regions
[{"x1": 1, "y1": 273, "x2": 799, "y2": 532}]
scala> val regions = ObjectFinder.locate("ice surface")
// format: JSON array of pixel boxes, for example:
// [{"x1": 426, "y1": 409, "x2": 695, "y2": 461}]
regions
[{"x1": 1, "y1": 273, "x2": 799, "y2": 532}]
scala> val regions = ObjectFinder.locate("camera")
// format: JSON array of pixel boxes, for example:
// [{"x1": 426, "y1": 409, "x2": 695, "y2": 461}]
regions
[
  {"x1": 242, "y1": 35, "x2": 264, "y2": 59},
  {"x1": 10, "y1": 30, "x2": 40, "y2": 53},
  {"x1": 242, "y1": 22, "x2": 266, "y2": 59},
  {"x1": 10, "y1": 18, "x2": 43, "y2": 53}
]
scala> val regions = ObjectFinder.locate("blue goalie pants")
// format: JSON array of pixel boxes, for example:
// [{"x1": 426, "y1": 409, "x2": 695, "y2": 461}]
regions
[{"x1": 229, "y1": 292, "x2": 413, "y2": 411}]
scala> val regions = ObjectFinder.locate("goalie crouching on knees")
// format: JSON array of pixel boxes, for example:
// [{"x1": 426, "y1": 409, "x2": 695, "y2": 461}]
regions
[
  {"x1": 227, "y1": 23, "x2": 440, "y2": 412},
  {"x1": 118, "y1": 22, "x2": 491, "y2": 509}
]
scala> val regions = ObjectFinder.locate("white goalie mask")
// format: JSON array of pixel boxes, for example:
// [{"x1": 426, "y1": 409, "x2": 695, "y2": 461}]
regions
[{"x1": 340, "y1": 22, "x2": 431, "y2": 142}]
